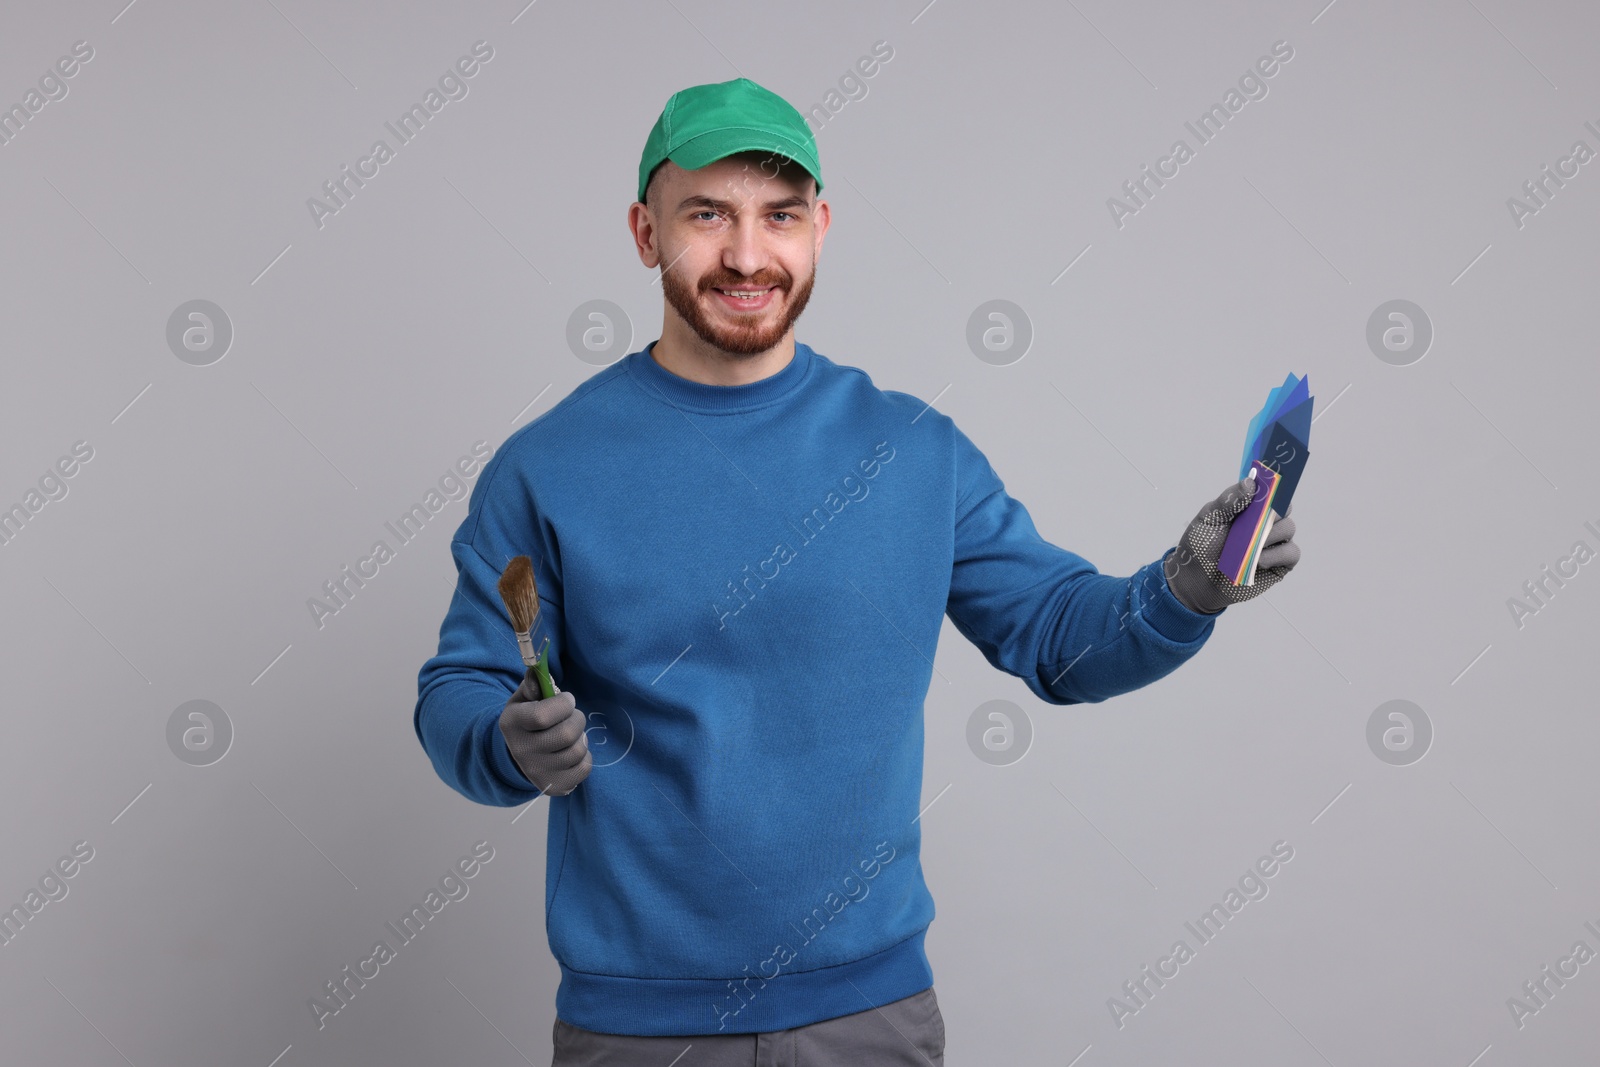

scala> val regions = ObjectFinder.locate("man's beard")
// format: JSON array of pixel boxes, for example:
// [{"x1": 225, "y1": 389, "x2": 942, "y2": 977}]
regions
[{"x1": 659, "y1": 256, "x2": 816, "y2": 357}]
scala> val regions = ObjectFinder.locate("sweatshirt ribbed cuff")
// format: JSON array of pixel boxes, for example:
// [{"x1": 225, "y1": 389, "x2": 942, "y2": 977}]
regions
[
  {"x1": 487, "y1": 706, "x2": 543, "y2": 796},
  {"x1": 1140, "y1": 556, "x2": 1218, "y2": 643}
]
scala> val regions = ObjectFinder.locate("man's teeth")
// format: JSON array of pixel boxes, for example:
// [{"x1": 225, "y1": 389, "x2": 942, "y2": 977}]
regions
[{"x1": 721, "y1": 289, "x2": 771, "y2": 298}]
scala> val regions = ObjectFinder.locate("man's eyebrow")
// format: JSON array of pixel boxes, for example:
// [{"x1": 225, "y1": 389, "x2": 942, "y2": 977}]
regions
[{"x1": 677, "y1": 194, "x2": 812, "y2": 213}]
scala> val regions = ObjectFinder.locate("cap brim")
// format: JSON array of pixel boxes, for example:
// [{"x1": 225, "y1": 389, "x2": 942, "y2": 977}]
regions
[{"x1": 666, "y1": 128, "x2": 823, "y2": 193}]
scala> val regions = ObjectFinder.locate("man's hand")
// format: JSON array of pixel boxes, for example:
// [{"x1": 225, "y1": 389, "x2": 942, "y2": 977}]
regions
[
  {"x1": 498, "y1": 669, "x2": 592, "y2": 796},
  {"x1": 1162, "y1": 476, "x2": 1301, "y2": 615}
]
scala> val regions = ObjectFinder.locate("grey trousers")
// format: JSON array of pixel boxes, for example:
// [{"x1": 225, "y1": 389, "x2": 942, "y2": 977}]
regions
[{"x1": 550, "y1": 987, "x2": 945, "y2": 1066}]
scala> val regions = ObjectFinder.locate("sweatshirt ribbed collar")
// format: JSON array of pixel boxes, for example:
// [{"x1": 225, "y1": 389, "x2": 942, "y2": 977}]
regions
[{"x1": 625, "y1": 339, "x2": 815, "y2": 415}]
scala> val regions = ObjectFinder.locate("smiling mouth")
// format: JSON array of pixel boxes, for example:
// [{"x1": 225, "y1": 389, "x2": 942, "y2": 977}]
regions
[{"x1": 709, "y1": 284, "x2": 781, "y2": 311}]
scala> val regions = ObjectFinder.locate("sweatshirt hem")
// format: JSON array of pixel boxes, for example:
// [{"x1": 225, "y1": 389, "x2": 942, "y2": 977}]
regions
[{"x1": 553, "y1": 926, "x2": 934, "y2": 1036}]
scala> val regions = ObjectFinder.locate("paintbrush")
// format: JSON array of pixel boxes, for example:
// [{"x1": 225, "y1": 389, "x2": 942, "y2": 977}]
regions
[{"x1": 496, "y1": 555, "x2": 559, "y2": 700}]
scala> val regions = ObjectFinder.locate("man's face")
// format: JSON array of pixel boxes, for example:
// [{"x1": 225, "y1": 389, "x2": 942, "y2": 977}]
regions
[{"x1": 634, "y1": 153, "x2": 828, "y2": 357}]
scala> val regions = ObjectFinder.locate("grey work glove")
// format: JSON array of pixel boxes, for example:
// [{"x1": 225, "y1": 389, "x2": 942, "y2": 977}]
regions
[
  {"x1": 498, "y1": 667, "x2": 592, "y2": 796},
  {"x1": 1162, "y1": 476, "x2": 1301, "y2": 615}
]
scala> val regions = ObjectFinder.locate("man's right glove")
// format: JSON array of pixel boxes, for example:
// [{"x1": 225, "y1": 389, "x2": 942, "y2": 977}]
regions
[
  {"x1": 498, "y1": 668, "x2": 592, "y2": 796},
  {"x1": 1162, "y1": 475, "x2": 1301, "y2": 615}
]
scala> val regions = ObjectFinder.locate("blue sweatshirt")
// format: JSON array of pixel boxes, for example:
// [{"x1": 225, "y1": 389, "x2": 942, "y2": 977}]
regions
[{"x1": 414, "y1": 339, "x2": 1218, "y2": 1036}]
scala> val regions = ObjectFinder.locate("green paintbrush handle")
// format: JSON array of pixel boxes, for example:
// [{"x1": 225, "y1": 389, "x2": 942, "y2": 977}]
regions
[{"x1": 534, "y1": 636, "x2": 557, "y2": 699}]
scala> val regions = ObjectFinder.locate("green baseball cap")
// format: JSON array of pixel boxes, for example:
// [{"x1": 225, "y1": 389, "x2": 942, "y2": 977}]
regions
[{"x1": 637, "y1": 77, "x2": 824, "y2": 203}]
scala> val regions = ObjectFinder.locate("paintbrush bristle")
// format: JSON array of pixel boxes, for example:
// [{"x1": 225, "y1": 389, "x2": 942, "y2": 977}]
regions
[{"x1": 496, "y1": 555, "x2": 541, "y2": 634}]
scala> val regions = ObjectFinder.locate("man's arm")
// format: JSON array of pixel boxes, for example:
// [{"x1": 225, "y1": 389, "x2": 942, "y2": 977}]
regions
[
  {"x1": 414, "y1": 535, "x2": 564, "y2": 808},
  {"x1": 944, "y1": 422, "x2": 1216, "y2": 706}
]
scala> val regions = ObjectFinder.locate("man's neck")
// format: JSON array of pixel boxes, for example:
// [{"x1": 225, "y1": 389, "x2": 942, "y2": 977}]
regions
[{"x1": 650, "y1": 318, "x2": 796, "y2": 386}]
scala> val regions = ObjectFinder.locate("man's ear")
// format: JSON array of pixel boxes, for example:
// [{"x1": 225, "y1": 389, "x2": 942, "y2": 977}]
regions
[
  {"x1": 627, "y1": 201, "x2": 660, "y2": 269},
  {"x1": 811, "y1": 197, "x2": 831, "y2": 263}
]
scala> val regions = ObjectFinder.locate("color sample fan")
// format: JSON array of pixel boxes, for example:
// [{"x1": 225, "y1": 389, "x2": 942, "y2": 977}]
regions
[{"x1": 1218, "y1": 373, "x2": 1313, "y2": 586}]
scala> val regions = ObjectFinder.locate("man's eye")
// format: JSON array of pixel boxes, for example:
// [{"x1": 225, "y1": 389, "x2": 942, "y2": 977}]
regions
[
  {"x1": 771, "y1": 212, "x2": 794, "y2": 223},
  {"x1": 693, "y1": 211, "x2": 721, "y2": 222}
]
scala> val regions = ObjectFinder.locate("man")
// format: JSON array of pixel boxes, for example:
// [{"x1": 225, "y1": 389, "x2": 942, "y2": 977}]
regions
[{"x1": 414, "y1": 77, "x2": 1299, "y2": 1065}]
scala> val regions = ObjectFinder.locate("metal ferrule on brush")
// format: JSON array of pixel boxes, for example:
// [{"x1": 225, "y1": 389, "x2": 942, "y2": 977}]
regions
[{"x1": 516, "y1": 630, "x2": 537, "y2": 666}]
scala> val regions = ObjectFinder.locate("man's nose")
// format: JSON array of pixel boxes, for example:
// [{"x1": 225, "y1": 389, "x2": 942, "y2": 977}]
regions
[{"x1": 722, "y1": 219, "x2": 769, "y2": 279}]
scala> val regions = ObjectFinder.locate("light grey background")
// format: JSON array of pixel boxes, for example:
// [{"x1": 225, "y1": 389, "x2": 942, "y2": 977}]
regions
[{"x1": 1, "y1": 0, "x2": 1595, "y2": 1063}]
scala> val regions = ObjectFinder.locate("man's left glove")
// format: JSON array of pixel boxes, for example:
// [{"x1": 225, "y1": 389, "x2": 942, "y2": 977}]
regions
[{"x1": 1163, "y1": 476, "x2": 1301, "y2": 615}]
